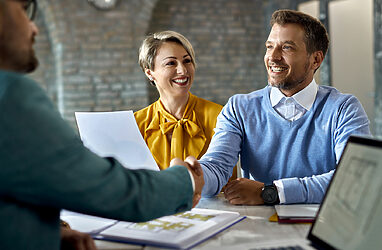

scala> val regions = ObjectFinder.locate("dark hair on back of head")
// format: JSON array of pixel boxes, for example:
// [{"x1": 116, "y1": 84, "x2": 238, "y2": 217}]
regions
[{"x1": 270, "y1": 9, "x2": 329, "y2": 57}]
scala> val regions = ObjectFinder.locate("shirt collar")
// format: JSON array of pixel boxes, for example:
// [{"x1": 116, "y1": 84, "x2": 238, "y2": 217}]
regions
[{"x1": 270, "y1": 79, "x2": 318, "y2": 110}]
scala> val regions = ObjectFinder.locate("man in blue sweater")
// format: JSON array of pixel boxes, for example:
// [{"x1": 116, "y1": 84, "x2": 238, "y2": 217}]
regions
[{"x1": 198, "y1": 9, "x2": 370, "y2": 205}]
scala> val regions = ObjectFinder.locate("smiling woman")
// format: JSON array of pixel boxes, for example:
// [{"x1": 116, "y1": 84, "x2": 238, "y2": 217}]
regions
[{"x1": 134, "y1": 31, "x2": 223, "y2": 170}]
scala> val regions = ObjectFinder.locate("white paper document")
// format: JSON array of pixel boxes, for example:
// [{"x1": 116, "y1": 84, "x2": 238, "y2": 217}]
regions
[
  {"x1": 61, "y1": 210, "x2": 117, "y2": 234},
  {"x1": 75, "y1": 111, "x2": 158, "y2": 171}
]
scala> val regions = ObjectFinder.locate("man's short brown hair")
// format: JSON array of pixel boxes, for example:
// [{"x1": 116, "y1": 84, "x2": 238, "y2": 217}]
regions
[{"x1": 270, "y1": 9, "x2": 329, "y2": 57}]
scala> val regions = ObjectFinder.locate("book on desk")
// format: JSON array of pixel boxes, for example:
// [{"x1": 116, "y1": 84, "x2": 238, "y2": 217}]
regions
[
  {"x1": 61, "y1": 208, "x2": 245, "y2": 249},
  {"x1": 274, "y1": 204, "x2": 319, "y2": 223}
]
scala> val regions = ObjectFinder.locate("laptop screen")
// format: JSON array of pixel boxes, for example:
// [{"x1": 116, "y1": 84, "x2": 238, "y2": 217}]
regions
[{"x1": 308, "y1": 136, "x2": 382, "y2": 250}]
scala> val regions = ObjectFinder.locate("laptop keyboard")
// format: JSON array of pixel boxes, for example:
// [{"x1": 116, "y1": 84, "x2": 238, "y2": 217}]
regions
[{"x1": 250, "y1": 246, "x2": 305, "y2": 250}]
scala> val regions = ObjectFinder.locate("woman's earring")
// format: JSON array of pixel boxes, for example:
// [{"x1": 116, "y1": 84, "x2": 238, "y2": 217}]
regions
[{"x1": 148, "y1": 76, "x2": 155, "y2": 86}]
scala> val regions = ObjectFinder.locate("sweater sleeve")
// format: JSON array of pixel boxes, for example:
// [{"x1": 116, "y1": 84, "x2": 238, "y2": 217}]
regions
[
  {"x1": 281, "y1": 95, "x2": 371, "y2": 204},
  {"x1": 0, "y1": 74, "x2": 193, "y2": 222},
  {"x1": 200, "y1": 96, "x2": 242, "y2": 197}
]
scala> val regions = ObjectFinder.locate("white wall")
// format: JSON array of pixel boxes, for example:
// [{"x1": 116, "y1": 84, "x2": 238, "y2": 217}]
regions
[
  {"x1": 299, "y1": 1, "x2": 321, "y2": 84},
  {"x1": 330, "y1": 0, "x2": 374, "y2": 132},
  {"x1": 299, "y1": 0, "x2": 375, "y2": 132}
]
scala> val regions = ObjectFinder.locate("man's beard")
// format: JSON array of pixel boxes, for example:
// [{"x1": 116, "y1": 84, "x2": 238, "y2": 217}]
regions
[
  {"x1": 268, "y1": 60, "x2": 310, "y2": 91},
  {"x1": 22, "y1": 50, "x2": 39, "y2": 73},
  {"x1": 0, "y1": 40, "x2": 39, "y2": 74},
  {"x1": 11, "y1": 49, "x2": 39, "y2": 73},
  {"x1": 270, "y1": 75, "x2": 306, "y2": 90}
]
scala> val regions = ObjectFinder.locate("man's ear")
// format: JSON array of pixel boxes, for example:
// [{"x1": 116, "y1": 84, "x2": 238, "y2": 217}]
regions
[{"x1": 311, "y1": 51, "x2": 324, "y2": 71}]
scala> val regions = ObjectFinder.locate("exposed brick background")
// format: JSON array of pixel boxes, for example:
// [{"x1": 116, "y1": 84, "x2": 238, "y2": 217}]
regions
[
  {"x1": 146, "y1": 0, "x2": 271, "y2": 103},
  {"x1": 31, "y1": 0, "x2": 159, "y2": 127},
  {"x1": 29, "y1": 0, "x2": 380, "y2": 137},
  {"x1": 146, "y1": 0, "x2": 297, "y2": 103}
]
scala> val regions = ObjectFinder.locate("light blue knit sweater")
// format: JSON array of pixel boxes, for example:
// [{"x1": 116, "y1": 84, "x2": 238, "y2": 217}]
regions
[{"x1": 200, "y1": 85, "x2": 370, "y2": 204}]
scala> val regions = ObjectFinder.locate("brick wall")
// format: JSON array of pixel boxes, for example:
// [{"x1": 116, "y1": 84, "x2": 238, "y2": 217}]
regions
[
  {"x1": 31, "y1": 0, "x2": 159, "y2": 126},
  {"x1": 30, "y1": 0, "x2": 305, "y2": 128},
  {"x1": 146, "y1": 0, "x2": 297, "y2": 103}
]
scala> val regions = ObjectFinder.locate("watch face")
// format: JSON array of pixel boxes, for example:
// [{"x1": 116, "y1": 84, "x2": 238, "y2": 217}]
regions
[
  {"x1": 88, "y1": 0, "x2": 119, "y2": 10},
  {"x1": 261, "y1": 185, "x2": 278, "y2": 204}
]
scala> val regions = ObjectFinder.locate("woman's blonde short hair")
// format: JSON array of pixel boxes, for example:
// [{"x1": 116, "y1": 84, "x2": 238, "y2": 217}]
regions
[{"x1": 138, "y1": 30, "x2": 196, "y2": 71}]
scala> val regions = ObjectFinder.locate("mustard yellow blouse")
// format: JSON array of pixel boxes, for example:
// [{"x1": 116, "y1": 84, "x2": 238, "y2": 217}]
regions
[{"x1": 134, "y1": 93, "x2": 222, "y2": 170}]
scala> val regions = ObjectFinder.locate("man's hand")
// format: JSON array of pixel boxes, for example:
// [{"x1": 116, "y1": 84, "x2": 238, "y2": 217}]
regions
[
  {"x1": 170, "y1": 156, "x2": 204, "y2": 207},
  {"x1": 223, "y1": 178, "x2": 264, "y2": 205},
  {"x1": 60, "y1": 227, "x2": 97, "y2": 250}
]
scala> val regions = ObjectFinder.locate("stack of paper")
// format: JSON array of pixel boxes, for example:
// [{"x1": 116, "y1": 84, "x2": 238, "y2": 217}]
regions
[{"x1": 275, "y1": 204, "x2": 319, "y2": 223}]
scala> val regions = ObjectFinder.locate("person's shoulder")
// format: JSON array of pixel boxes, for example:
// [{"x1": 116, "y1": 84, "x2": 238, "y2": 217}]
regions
[
  {"x1": 0, "y1": 70, "x2": 25, "y2": 81},
  {"x1": 0, "y1": 70, "x2": 39, "y2": 89},
  {"x1": 0, "y1": 70, "x2": 46, "y2": 103},
  {"x1": 134, "y1": 101, "x2": 159, "y2": 129},
  {"x1": 134, "y1": 101, "x2": 157, "y2": 117},
  {"x1": 194, "y1": 95, "x2": 223, "y2": 111},
  {"x1": 318, "y1": 85, "x2": 359, "y2": 103},
  {"x1": 228, "y1": 86, "x2": 268, "y2": 104},
  {"x1": 191, "y1": 95, "x2": 222, "y2": 125}
]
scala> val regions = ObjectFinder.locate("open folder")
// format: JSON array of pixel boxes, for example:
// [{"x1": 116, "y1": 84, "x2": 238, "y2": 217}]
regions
[{"x1": 61, "y1": 208, "x2": 245, "y2": 249}]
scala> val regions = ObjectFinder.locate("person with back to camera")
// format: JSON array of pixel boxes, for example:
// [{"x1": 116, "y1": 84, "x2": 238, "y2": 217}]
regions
[
  {"x1": 0, "y1": 1, "x2": 204, "y2": 249},
  {"x1": 134, "y1": 31, "x2": 224, "y2": 170}
]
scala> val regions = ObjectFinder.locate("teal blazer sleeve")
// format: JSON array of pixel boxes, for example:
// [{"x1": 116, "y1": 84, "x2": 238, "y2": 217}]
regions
[{"x1": 0, "y1": 71, "x2": 193, "y2": 249}]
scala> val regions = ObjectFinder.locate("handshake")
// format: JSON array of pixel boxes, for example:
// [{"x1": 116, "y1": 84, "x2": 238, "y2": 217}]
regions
[{"x1": 170, "y1": 156, "x2": 204, "y2": 207}]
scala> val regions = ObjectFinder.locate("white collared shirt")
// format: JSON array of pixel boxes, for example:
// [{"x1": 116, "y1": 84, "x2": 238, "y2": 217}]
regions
[
  {"x1": 270, "y1": 79, "x2": 318, "y2": 122},
  {"x1": 270, "y1": 79, "x2": 318, "y2": 203}
]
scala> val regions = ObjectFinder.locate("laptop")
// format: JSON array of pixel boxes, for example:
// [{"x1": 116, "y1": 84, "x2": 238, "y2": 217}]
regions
[
  {"x1": 251, "y1": 135, "x2": 382, "y2": 250},
  {"x1": 306, "y1": 135, "x2": 382, "y2": 249}
]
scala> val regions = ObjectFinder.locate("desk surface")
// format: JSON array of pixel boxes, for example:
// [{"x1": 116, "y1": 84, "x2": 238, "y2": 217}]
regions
[{"x1": 95, "y1": 194, "x2": 311, "y2": 249}]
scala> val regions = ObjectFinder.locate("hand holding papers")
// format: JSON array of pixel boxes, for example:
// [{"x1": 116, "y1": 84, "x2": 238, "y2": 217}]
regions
[{"x1": 75, "y1": 111, "x2": 158, "y2": 171}]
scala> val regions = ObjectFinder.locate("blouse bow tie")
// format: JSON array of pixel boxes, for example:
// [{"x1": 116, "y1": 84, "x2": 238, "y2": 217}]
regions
[
  {"x1": 142, "y1": 94, "x2": 208, "y2": 168},
  {"x1": 159, "y1": 118, "x2": 201, "y2": 138},
  {"x1": 158, "y1": 108, "x2": 205, "y2": 160}
]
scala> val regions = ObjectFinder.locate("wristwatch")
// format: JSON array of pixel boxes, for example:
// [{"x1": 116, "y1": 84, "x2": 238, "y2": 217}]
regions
[{"x1": 261, "y1": 184, "x2": 280, "y2": 205}]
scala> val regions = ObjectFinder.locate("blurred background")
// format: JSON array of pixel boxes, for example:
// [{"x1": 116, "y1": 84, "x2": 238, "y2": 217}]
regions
[{"x1": 30, "y1": 0, "x2": 382, "y2": 137}]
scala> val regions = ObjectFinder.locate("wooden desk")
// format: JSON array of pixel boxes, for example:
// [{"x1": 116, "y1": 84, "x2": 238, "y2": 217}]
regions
[{"x1": 95, "y1": 194, "x2": 311, "y2": 249}]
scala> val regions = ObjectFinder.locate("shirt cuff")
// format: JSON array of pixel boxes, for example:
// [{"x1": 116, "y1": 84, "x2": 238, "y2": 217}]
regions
[
  {"x1": 187, "y1": 169, "x2": 195, "y2": 192},
  {"x1": 273, "y1": 180, "x2": 286, "y2": 204}
]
